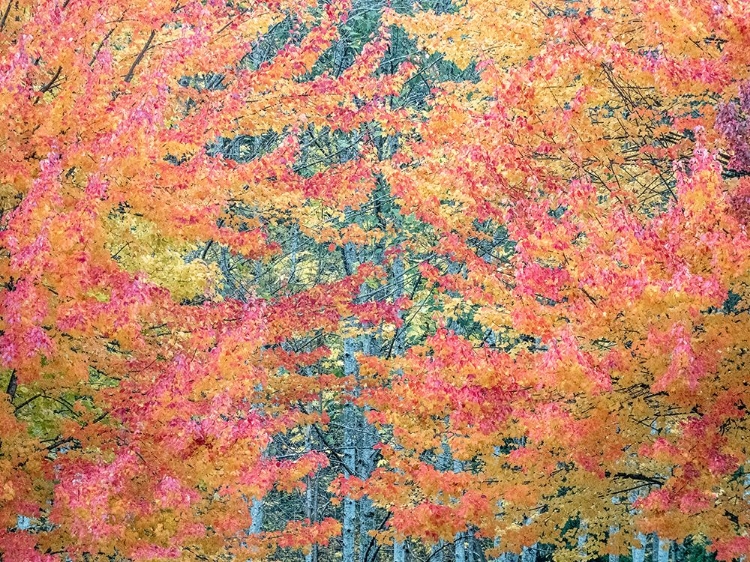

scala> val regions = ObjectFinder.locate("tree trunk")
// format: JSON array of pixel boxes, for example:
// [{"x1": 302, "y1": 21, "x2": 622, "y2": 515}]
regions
[
  {"x1": 392, "y1": 252, "x2": 407, "y2": 562},
  {"x1": 629, "y1": 491, "x2": 646, "y2": 562},
  {"x1": 631, "y1": 533, "x2": 647, "y2": 562},
  {"x1": 608, "y1": 524, "x2": 620, "y2": 562},
  {"x1": 358, "y1": 333, "x2": 377, "y2": 562},
  {"x1": 521, "y1": 544, "x2": 537, "y2": 562},
  {"x1": 431, "y1": 541, "x2": 445, "y2": 562},
  {"x1": 343, "y1": 337, "x2": 359, "y2": 562},
  {"x1": 431, "y1": 442, "x2": 450, "y2": 562},
  {"x1": 454, "y1": 459, "x2": 466, "y2": 562},
  {"x1": 656, "y1": 536, "x2": 670, "y2": 562},
  {"x1": 305, "y1": 424, "x2": 319, "y2": 562},
  {"x1": 455, "y1": 533, "x2": 466, "y2": 562},
  {"x1": 394, "y1": 538, "x2": 406, "y2": 562},
  {"x1": 392, "y1": 253, "x2": 406, "y2": 357},
  {"x1": 577, "y1": 521, "x2": 588, "y2": 560},
  {"x1": 250, "y1": 497, "x2": 264, "y2": 535}
]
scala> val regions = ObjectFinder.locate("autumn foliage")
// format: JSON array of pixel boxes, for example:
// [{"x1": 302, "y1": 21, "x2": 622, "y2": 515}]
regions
[{"x1": 1, "y1": 0, "x2": 749, "y2": 561}]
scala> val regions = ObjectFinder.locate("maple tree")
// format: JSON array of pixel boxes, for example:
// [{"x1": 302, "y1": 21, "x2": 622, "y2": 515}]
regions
[
  {"x1": 0, "y1": 0, "x2": 411, "y2": 558},
  {"x1": 363, "y1": 1, "x2": 750, "y2": 561},
  {"x1": 1, "y1": 0, "x2": 749, "y2": 561}
]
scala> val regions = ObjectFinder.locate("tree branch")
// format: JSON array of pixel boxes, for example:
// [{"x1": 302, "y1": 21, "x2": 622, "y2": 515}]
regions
[
  {"x1": 0, "y1": 0, "x2": 11, "y2": 31},
  {"x1": 5, "y1": 369, "x2": 17, "y2": 401},
  {"x1": 612, "y1": 472, "x2": 664, "y2": 486},
  {"x1": 38, "y1": 66, "x2": 63, "y2": 95},
  {"x1": 124, "y1": 30, "x2": 156, "y2": 83},
  {"x1": 363, "y1": 512, "x2": 391, "y2": 562}
]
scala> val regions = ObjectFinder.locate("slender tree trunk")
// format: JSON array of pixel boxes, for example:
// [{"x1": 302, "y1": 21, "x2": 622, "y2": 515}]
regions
[
  {"x1": 342, "y1": 243, "x2": 360, "y2": 562},
  {"x1": 250, "y1": 497, "x2": 264, "y2": 535},
  {"x1": 392, "y1": 252, "x2": 407, "y2": 562},
  {"x1": 656, "y1": 536, "x2": 670, "y2": 562},
  {"x1": 578, "y1": 521, "x2": 588, "y2": 560},
  {"x1": 343, "y1": 337, "x2": 359, "y2": 562},
  {"x1": 455, "y1": 533, "x2": 466, "y2": 562},
  {"x1": 491, "y1": 444, "x2": 516, "y2": 562},
  {"x1": 392, "y1": 253, "x2": 406, "y2": 357},
  {"x1": 630, "y1": 491, "x2": 646, "y2": 562},
  {"x1": 394, "y1": 538, "x2": 406, "y2": 562},
  {"x1": 431, "y1": 541, "x2": 445, "y2": 562},
  {"x1": 358, "y1": 334, "x2": 377, "y2": 562},
  {"x1": 287, "y1": 224, "x2": 299, "y2": 290},
  {"x1": 631, "y1": 533, "x2": 647, "y2": 562},
  {"x1": 454, "y1": 459, "x2": 466, "y2": 562},
  {"x1": 521, "y1": 544, "x2": 537, "y2": 562},
  {"x1": 608, "y1": 524, "x2": 620, "y2": 562},
  {"x1": 305, "y1": 424, "x2": 319, "y2": 562},
  {"x1": 674, "y1": 541, "x2": 686, "y2": 562},
  {"x1": 357, "y1": 419, "x2": 375, "y2": 562}
]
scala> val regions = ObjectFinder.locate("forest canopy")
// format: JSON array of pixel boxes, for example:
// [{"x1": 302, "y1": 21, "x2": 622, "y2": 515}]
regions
[{"x1": 1, "y1": 0, "x2": 749, "y2": 561}]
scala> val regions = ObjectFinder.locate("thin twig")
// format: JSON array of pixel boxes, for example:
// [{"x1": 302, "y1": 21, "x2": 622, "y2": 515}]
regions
[{"x1": 90, "y1": 27, "x2": 116, "y2": 66}]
